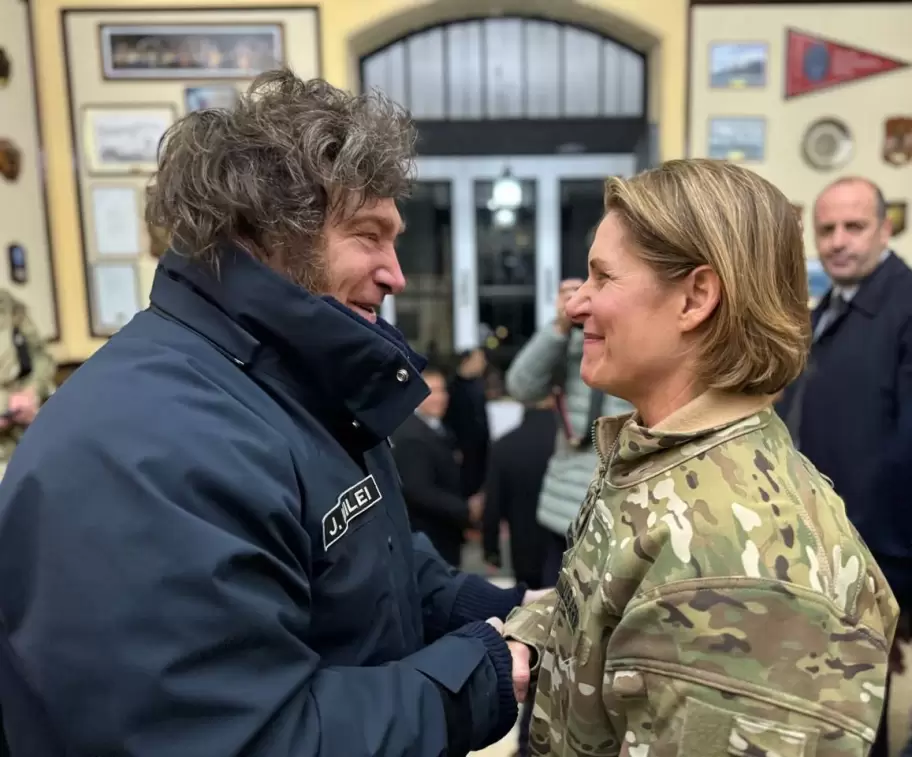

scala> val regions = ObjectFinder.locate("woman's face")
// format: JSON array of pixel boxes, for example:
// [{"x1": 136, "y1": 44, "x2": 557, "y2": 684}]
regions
[{"x1": 565, "y1": 213, "x2": 692, "y2": 403}]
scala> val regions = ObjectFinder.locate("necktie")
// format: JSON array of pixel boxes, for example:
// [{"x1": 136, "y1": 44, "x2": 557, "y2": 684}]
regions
[{"x1": 813, "y1": 291, "x2": 848, "y2": 342}]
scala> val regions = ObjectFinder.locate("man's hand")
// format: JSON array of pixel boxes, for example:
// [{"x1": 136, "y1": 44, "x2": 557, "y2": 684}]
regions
[
  {"x1": 508, "y1": 641, "x2": 532, "y2": 702},
  {"x1": 8, "y1": 387, "x2": 39, "y2": 426},
  {"x1": 522, "y1": 587, "x2": 554, "y2": 606},
  {"x1": 555, "y1": 278, "x2": 583, "y2": 335},
  {"x1": 486, "y1": 617, "x2": 533, "y2": 703}
]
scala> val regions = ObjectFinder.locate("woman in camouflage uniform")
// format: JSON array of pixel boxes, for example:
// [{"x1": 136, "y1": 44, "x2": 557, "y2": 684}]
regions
[{"x1": 503, "y1": 159, "x2": 898, "y2": 757}]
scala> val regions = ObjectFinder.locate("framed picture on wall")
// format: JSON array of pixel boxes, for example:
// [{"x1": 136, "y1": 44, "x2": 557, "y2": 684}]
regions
[
  {"x1": 89, "y1": 185, "x2": 141, "y2": 257},
  {"x1": 90, "y1": 261, "x2": 141, "y2": 335},
  {"x1": 707, "y1": 116, "x2": 766, "y2": 162},
  {"x1": 709, "y1": 42, "x2": 768, "y2": 89},
  {"x1": 81, "y1": 104, "x2": 176, "y2": 175},
  {"x1": 184, "y1": 85, "x2": 240, "y2": 113},
  {"x1": 99, "y1": 24, "x2": 285, "y2": 80}
]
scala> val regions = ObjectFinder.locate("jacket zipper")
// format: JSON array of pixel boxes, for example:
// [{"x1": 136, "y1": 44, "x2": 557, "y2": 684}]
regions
[{"x1": 592, "y1": 420, "x2": 620, "y2": 468}]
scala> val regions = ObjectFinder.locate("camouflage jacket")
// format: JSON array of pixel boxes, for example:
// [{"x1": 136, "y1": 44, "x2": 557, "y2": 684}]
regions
[
  {"x1": 504, "y1": 390, "x2": 898, "y2": 757},
  {"x1": 0, "y1": 290, "x2": 56, "y2": 467}
]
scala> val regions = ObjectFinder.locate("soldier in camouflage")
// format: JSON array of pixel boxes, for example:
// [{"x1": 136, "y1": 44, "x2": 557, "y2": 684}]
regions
[
  {"x1": 0, "y1": 290, "x2": 56, "y2": 477},
  {"x1": 503, "y1": 159, "x2": 898, "y2": 757}
]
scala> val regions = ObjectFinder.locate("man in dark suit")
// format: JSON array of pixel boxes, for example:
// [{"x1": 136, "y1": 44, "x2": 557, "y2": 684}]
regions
[
  {"x1": 482, "y1": 397, "x2": 556, "y2": 590},
  {"x1": 777, "y1": 176, "x2": 912, "y2": 757},
  {"x1": 393, "y1": 364, "x2": 483, "y2": 567},
  {"x1": 444, "y1": 348, "x2": 491, "y2": 499}
]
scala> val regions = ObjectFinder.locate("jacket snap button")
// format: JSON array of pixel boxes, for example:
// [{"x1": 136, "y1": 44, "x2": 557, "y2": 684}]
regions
[
  {"x1": 611, "y1": 670, "x2": 647, "y2": 698},
  {"x1": 396, "y1": 368, "x2": 409, "y2": 383}
]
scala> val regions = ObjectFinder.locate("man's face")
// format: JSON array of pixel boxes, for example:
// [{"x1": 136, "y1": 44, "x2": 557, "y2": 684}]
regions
[
  {"x1": 418, "y1": 371, "x2": 449, "y2": 418},
  {"x1": 321, "y1": 197, "x2": 406, "y2": 323},
  {"x1": 814, "y1": 181, "x2": 891, "y2": 286}
]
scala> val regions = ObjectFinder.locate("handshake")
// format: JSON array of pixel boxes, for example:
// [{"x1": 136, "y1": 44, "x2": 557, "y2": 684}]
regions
[{"x1": 484, "y1": 586, "x2": 552, "y2": 703}]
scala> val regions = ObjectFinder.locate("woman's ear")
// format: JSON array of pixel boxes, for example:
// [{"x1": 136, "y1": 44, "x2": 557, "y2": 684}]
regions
[{"x1": 679, "y1": 265, "x2": 720, "y2": 333}]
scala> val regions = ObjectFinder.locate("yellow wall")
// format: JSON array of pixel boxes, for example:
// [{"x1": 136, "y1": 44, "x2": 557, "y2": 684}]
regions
[
  {"x1": 32, "y1": 0, "x2": 688, "y2": 363},
  {"x1": 63, "y1": 6, "x2": 318, "y2": 338},
  {"x1": 689, "y1": 3, "x2": 912, "y2": 263},
  {"x1": 0, "y1": 0, "x2": 58, "y2": 340}
]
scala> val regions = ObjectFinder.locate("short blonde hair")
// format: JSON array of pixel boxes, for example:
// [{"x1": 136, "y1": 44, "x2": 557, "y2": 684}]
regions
[{"x1": 604, "y1": 159, "x2": 810, "y2": 395}]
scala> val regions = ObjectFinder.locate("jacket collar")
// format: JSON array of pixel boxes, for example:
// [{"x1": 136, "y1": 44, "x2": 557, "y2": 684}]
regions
[
  {"x1": 150, "y1": 247, "x2": 429, "y2": 440},
  {"x1": 818, "y1": 250, "x2": 902, "y2": 319},
  {"x1": 594, "y1": 390, "x2": 774, "y2": 485}
]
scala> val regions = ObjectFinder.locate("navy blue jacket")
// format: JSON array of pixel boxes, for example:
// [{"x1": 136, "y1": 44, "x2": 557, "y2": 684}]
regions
[
  {"x1": 0, "y1": 249, "x2": 520, "y2": 756},
  {"x1": 776, "y1": 252, "x2": 912, "y2": 608}
]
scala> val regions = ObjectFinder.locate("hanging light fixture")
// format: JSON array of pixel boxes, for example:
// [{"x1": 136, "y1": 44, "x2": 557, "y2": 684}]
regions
[
  {"x1": 493, "y1": 208, "x2": 516, "y2": 228},
  {"x1": 487, "y1": 166, "x2": 521, "y2": 229},
  {"x1": 490, "y1": 168, "x2": 522, "y2": 211}
]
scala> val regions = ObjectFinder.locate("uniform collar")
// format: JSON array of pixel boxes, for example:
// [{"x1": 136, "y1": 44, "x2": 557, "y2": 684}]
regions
[
  {"x1": 594, "y1": 390, "x2": 774, "y2": 484},
  {"x1": 150, "y1": 247, "x2": 429, "y2": 440}
]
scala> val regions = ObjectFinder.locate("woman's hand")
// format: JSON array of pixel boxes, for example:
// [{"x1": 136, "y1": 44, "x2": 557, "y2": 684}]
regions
[{"x1": 507, "y1": 641, "x2": 532, "y2": 702}]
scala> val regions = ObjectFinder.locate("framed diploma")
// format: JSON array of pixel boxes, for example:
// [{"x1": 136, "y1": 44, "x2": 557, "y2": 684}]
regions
[{"x1": 90, "y1": 185, "x2": 141, "y2": 256}]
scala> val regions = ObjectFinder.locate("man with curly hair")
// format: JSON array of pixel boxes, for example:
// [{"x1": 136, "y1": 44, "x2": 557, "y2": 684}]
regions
[{"x1": 0, "y1": 70, "x2": 531, "y2": 756}]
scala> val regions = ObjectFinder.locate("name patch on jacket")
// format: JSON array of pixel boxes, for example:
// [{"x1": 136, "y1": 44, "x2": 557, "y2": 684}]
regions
[{"x1": 322, "y1": 475, "x2": 383, "y2": 550}]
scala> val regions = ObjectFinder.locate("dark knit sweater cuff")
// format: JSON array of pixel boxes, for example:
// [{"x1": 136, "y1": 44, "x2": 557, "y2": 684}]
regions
[
  {"x1": 451, "y1": 574, "x2": 526, "y2": 627},
  {"x1": 451, "y1": 621, "x2": 518, "y2": 745}
]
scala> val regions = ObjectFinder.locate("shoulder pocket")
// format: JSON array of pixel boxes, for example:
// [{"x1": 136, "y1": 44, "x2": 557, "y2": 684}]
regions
[{"x1": 681, "y1": 698, "x2": 820, "y2": 757}]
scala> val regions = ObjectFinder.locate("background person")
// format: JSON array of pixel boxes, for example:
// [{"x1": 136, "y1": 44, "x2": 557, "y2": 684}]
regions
[
  {"x1": 776, "y1": 176, "x2": 912, "y2": 757},
  {"x1": 0, "y1": 289, "x2": 55, "y2": 479},
  {"x1": 444, "y1": 347, "x2": 491, "y2": 500},
  {"x1": 505, "y1": 279, "x2": 632, "y2": 587},
  {"x1": 393, "y1": 363, "x2": 483, "y2": 566},
  {"x1": 482, "y1": 395, "x2": 556, "y2": 589}
]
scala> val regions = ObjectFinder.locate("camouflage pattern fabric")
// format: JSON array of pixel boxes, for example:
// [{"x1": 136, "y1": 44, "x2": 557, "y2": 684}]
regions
[
  {"x1": 504, "y1": 394, "x2": 898, "y2": 757},
  {"x1": 0, "y1": 290, "x2": 56, "y2": 476}
]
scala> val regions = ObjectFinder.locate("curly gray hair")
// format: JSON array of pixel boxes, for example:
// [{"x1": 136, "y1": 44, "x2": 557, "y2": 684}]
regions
[{"x1": 145, "y1": 68, "x2": 416, "y2": 289}]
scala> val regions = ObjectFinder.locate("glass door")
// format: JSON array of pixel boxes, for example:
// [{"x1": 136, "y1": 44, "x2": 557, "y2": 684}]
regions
[
  {"x1": 384, "y1": 180, "x2": 454, "y2": 361},
  {"x1": 473, "y1": 176, "x2": 537, "y2": 365},
  {"x1": 560, "y1": 179, "x2": 610, "y2": 281},
  {"x1": 398, "y1": 154, "x2": 636, "y2": 361}
]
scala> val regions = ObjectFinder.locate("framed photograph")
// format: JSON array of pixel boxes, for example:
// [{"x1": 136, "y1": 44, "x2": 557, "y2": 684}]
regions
[
  {"x1": 99, "y1": 24, "x2": 284, "y2": 80},
  {"x1": 707, "y1": 117, "x2": 766, "y2": 162},
  {"x1": 90, "y1": 185, "x2": 141, "y2": 257},
  {"x1": 91, "y1": 262, "x2": 141, "y2": 334},
  {"x1": 709, "y1": 42, "x2": 768, "y2": 89},
  {"x1": 185, "y1": 85, "x2": 240, "y2": 113},
  {"x1": 81, "y1": 105, "x2": 175, "y2": 175}
]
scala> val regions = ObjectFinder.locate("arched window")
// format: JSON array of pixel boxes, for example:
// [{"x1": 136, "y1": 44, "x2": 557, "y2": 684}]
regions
[{"x1": 360, "y1": 17, "x2": 645, "y2": 121}]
